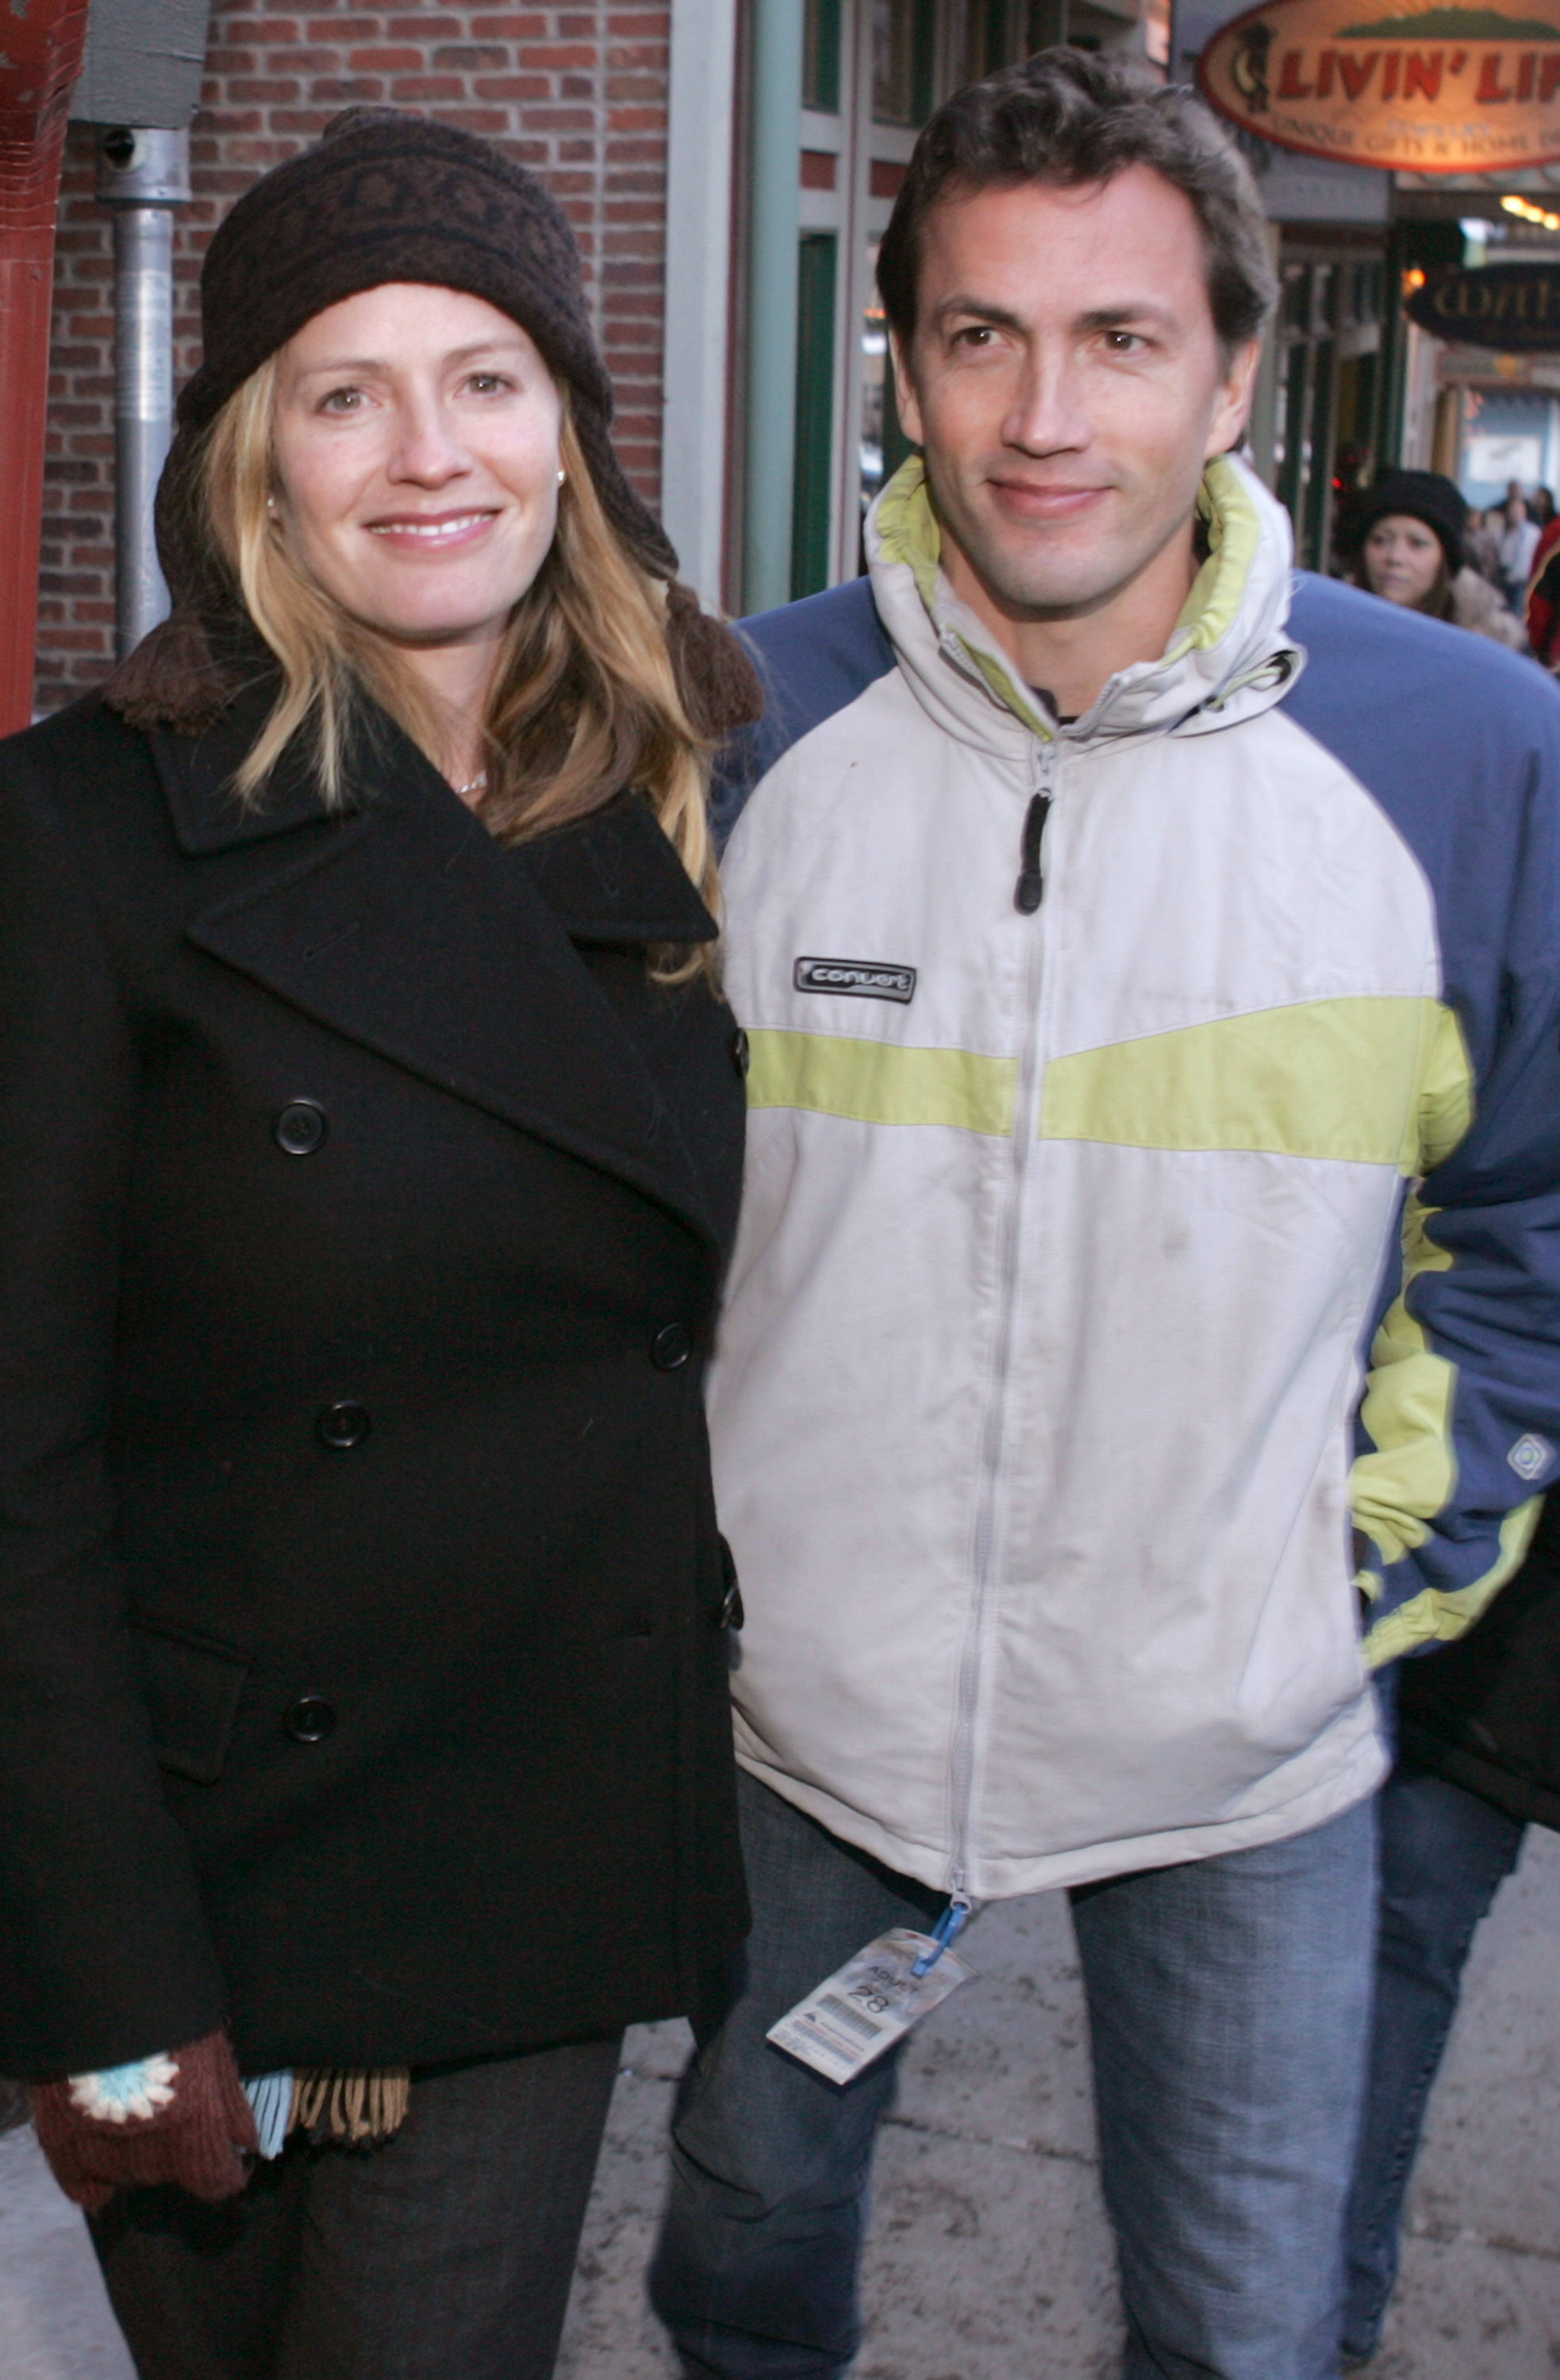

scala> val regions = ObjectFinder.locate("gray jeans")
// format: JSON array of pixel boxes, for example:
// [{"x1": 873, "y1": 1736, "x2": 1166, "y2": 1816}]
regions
[{"x1": 91, "y1": 2036, "x2": 621, "y2": 2380}]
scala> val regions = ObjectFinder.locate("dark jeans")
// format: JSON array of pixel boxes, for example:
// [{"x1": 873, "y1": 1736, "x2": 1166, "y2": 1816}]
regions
[
  {"x1": 651, "y1": 1769, "x2": 1377, "y2": 2380},
  {"x1": 90, "y1": 2035, "x2": 621, "y2": 2380},
  {"x1": 1340, "y1": 1763, "x2": 1526, "y2": 2366}
]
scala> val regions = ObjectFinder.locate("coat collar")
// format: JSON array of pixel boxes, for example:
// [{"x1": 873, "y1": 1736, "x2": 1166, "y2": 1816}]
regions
[
  {"x1": 152, "y1": 683, "x2": 722, "y2": 1249},
  {"x1": 148, "y1": 674, "x2": 717, "y2": 943}
]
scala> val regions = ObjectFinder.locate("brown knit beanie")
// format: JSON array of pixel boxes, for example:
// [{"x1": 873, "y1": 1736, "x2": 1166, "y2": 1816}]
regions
[{"x1": 108, "y1": 106, "x2": 759, "y2": 740}]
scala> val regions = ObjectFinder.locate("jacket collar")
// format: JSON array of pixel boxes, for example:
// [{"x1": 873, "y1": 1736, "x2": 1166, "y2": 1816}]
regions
[
  {"x1": 151, "y1": 682, "x2": 721, "y2": 1250},
  {"x1": 865, "y1": 453, "x2": 1303, "y2": 757}
]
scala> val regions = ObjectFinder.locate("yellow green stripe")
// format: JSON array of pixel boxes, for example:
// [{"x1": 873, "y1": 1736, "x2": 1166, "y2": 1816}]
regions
[
  {"x1": 1039, "y1": 996, "x2": 1458, "y2": 1169},
  {"x1": 1166, "y1": 454, "x2": 1265, "y2": 659},
  {"x1": 747, "y1": 1028, "x2": 1016, "y2": 1137},
  {"x1": 874, "y1": 455, "x2": 941, "y2": 608},
  {"x1": 1364, "y1": 1496, "x2": 1543, "y2": 1667},
  {"x1": 1352, "y1": 1195, "x2": 1456, "y2": 1568}
]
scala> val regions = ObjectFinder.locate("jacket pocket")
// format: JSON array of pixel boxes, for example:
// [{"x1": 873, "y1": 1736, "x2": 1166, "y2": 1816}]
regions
[{"x1": 129, "y1": 1617, "x2": 252, "y2": 1785}]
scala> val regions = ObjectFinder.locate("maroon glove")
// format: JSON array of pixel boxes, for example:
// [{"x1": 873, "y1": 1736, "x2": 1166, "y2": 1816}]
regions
[{"x1": 29, "y1": 2029, "x2": 258, "y2": 2212}]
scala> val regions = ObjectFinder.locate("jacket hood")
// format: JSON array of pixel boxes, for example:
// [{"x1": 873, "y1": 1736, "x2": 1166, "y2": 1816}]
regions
[{"x1": 865, "y1": 451, "x2": 1302, "y2": 755}]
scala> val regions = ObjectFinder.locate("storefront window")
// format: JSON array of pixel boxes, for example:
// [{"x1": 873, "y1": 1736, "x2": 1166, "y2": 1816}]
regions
[
  {"x1": 805, "y1": 0, "x2": 843, "y2": 113},
  {"x1": 963, "y1": 0, "x2": 1009, "y2": 79},
  {"x1": 874, "y1": 0, "x2": 936, "y2": 123},
  {"x1": 792, "y1": 233, "x2": 840, "y2": 599}
]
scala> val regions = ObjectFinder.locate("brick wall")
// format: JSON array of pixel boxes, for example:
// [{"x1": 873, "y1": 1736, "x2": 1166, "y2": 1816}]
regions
[{"x1": 37, "y1": 2, "x2": 671, "y2": 714}]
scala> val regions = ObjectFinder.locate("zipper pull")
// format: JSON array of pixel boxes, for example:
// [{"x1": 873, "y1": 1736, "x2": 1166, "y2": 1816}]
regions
[
  {"x1": 1015, "y1": 790, "x2": 1050, "y2": 914},
  {"x1": 911, "y1": 1891, "x2": 974, "y2": 1978}
]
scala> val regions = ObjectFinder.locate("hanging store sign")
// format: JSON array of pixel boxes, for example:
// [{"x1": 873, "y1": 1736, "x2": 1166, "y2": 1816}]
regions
[
  {"x1": 1405, "y1": 258, "x2": 1560, "y2": 344},
  {"x1": 1199, "y1": 0, "x2": 1560, "y2": 174}
]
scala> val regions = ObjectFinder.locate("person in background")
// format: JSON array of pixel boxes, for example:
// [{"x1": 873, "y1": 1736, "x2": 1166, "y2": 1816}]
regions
[
  {"x1": 1500, "y1": 490, "x2": 1541, "y2": 612},
  {"x1": 649, "y1": 49, "x2": 1560, "y2": 2380},
  {"x1": 1527, "y1": 504, "x2": 1560, "y2": 669},
  {"x1": 1352, "y1": 471, "x2": 1523, "y2": 650},
  {"x1": 1455, "y1": 497, "x2": 1500, "y2": 587},
  {"x1": 1341, "y1": 1499, "x2": 1560, "y2": 2365},
  {"x1": 0, "y1": 106, "x2": 758, "y2": 2380},
  {"x1": 1530, "y1": 483, "x2": 1556, "y2": 528}
]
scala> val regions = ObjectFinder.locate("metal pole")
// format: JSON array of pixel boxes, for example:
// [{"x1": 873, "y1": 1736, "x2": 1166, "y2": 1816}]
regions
[
  {"x1": 96, "y1": 127, "x2": 190, "y2": 658},
  {"x1": 662, "y1": 0, "x2": 739, "y2": 610},
  {"x1": 740, "y1": 0, "x2": 805, "y2": 616}
]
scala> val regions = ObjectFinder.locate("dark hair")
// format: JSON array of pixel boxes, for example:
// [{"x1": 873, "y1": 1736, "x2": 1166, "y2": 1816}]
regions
[{"x1": 878, "y1": 48, "x2": 1277, "y2": 362}]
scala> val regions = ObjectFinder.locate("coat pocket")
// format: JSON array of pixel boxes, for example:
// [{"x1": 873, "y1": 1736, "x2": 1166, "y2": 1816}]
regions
[{"x1": 129, "y1": 1617, "x2": 252, "y2": 1785}]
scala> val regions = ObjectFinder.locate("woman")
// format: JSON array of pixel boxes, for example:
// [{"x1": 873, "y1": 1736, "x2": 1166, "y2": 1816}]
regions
[
  {"x1": 0, "y1": 108, "x2": 759, "y2": 2379},
  {"x1": 1352, "y1": 470, "x2": 1524, "y2": 649}
]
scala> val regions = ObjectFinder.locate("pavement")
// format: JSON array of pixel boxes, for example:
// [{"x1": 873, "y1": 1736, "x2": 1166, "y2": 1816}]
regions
[{"x1": 3, "y1": 1828, "x2": 1557, "y2": 2379}]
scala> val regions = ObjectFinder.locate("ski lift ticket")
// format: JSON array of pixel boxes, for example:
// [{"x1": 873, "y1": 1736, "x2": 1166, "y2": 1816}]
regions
[{"x1": 767, "y1": 1928, "x2": 975, "y2": 2085}]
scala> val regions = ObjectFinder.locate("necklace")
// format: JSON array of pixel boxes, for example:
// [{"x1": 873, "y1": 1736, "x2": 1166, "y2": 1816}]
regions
[{"x1": 453, "y1": 769, "x2": 488, "y2": 800}]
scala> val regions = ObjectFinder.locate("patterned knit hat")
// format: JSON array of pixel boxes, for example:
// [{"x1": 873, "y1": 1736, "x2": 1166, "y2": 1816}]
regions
[{"x1": 109, "y1": 108, "x2": 758, "y2": 739}]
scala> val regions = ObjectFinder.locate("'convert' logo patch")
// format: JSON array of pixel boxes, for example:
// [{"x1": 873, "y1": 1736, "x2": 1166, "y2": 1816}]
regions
[{"x1": 794, "y1": 956, "x2": 916, "y2": 1004}]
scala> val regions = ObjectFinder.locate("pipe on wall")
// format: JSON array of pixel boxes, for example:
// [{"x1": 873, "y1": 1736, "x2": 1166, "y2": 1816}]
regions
[
  {"x1": 96, "y1": 127, "x2": 190, "y2": 658},
  {"x1": 662, "y1": 0, "x2": 739, "y2": 612},
  {"x1": 740, "y1": 0, "x2": 805, "y2": 616}
]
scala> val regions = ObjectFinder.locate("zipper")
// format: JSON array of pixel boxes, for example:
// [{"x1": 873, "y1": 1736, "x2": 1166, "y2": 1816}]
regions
[
  {"x1": 1015, "y1": 789, "x2": 1050, "y2": 913},
  {"x1": 947, "y1": 737, "x2": 1057, "y2": 1902},
  {"x1": 910, "y1": 1892, "x2": 974, "y2": 1977}
]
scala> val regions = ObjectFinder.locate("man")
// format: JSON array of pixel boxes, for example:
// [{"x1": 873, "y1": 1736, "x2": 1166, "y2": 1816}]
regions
[{"x1": 651, "y1": 51, "x2": 1560, "y2": 2380}]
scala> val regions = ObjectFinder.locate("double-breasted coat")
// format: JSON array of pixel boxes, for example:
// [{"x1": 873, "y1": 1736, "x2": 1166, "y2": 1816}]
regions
[{"x1": 0, "y1": 679, "x2": 749, "y2": 2079}]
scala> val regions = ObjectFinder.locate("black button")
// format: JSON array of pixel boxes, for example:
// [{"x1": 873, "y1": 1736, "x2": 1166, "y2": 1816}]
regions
[
  {"x1": 651, "y1": 1323, "x2": 693, "y2": 1371},
  {"x1": 274, "y1": 1100, "x2": 327, "y2": 1156},
  {"x1": 317, "y1": 1401, "x2": 371, "y2": 1449},
  {"x1": 284, "y1": 1696, "x2": 336, "y2": 1745},
  {"x1": 731, "y1": 1027, "x2": 750, "y2": 1078}
]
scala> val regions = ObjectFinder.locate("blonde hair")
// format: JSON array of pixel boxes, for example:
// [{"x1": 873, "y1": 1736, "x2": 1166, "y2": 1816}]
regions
[{"x1": 199, "y1": 352, "x2": 717, "y2": 954}]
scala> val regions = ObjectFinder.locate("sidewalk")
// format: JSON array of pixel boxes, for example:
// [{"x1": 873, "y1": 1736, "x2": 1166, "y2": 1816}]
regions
[{"x1": 4, "y1": 1829, "x2": 1558, "y2": 2379}]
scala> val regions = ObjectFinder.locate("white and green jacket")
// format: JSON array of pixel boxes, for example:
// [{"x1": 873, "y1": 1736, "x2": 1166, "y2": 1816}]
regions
[{"x1": 706, "y1": 455, "x2": 1560, "y2": 1900}]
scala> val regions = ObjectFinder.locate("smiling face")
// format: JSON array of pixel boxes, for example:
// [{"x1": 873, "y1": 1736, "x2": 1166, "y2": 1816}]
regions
[
  {"x1": 270, "y1": 282, "x2": 564, "y2": 663},
  {"x1": 1362, "y1": 515, "x2": 1444, "y2": 609},
  {"x1": 893, "y1": 167, "x2": 1258, "y2": 690}
]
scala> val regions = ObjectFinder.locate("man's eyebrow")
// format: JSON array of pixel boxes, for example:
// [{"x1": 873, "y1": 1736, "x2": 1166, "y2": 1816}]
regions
[
  {"x1": 1074, "y1": 302, "x2": 1179, "y2": 334},
  {"x1": 928, "y1": 296, "x2": 1182, "y2": 336},
  {"x1": 928, "y1": 296, "x2": 1027, "y2": 335}
]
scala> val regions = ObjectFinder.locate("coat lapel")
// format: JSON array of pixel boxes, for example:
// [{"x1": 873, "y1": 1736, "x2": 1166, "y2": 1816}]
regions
[{"x1": 159, "y1": 694, "x2": 720, "y2": 1248}]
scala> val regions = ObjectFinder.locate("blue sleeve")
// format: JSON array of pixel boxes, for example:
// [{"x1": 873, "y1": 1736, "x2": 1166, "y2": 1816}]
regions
[
  {"x1": 711, "y1": 578, "x2": 895, "y2": 850},
  {"x1": 1288, "y1": 578, "x2": 1560, "y2": 1657}
]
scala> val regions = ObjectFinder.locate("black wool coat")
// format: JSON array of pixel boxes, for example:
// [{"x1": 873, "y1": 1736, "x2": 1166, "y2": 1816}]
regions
[
  {"x1": 1397, "y1": 1489, "x2": 1560, "y2": 1832},
  {"x1": 0, "y1": 683, "x2": 749, "y2": 2079}
]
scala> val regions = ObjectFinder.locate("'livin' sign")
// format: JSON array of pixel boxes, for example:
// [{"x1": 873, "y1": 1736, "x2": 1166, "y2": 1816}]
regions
[{"x1": 1198, "y1": 0, "x2": 1560, "y2": 173}]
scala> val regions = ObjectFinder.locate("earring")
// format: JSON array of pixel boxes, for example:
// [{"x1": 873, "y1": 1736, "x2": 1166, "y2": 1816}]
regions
[
  {"x1": 266, "y1": 496, "x2": 279, "y2": 513},
  {"x1": 556, "y1": 469, "x2": 566, "y2": 486}
]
